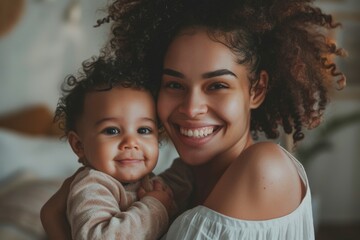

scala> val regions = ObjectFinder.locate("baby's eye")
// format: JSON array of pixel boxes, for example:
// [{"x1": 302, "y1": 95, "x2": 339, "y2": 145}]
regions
[
  {"x1": 138, "y1": 127, "x2": 152, "y2": 134},
  {"x1": 102, "y1": 127, "x2": 120, "y2": 135},
  {"x1": 208, "y1": 82, "x2": 229, "y2": 90}
]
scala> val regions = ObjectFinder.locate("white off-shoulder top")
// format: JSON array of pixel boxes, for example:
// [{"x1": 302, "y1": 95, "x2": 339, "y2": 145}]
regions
[{"x1": 162, "y1": 147, "x2": 315, "y2": 240}]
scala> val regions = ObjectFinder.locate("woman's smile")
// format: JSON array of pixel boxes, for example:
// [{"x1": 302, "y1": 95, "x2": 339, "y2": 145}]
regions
[
  {"x1": 180, "y1": 126, "x2": 215, "y2": 138},
  {"x1": 174, "y1": 124, "x2": 221, "y2": 146}
]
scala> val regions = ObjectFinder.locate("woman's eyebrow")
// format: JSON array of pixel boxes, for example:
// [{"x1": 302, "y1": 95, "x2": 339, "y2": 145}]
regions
[
  {"x1": 202, "y1": 69, "x2": 237, "y2": 78},
  {"x1": 163, "y1": 68, "x2": 185, "y2": 78},
  {"x1": 163, "y1": 68, "x2": 237, "y2": 79}
]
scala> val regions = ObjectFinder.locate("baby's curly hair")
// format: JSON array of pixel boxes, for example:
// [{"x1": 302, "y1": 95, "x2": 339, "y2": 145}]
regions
[
  {"x1": 55, "y1": 56, "x2": 163, "y2": 138},
  {"x1": 96, "y1": 0, "x2": 346, "y2": 144}
]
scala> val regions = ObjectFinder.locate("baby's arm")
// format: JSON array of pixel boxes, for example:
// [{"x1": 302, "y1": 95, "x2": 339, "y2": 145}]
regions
[
  {"x1": 138, "y1": 178, "x2": 176, "y2": 216},
  {"x1": 136, "y1": 158, "x2": 194, "y2": 222},
  {"x1": 68, "y1": 169, "x2": 170, "y2": 240}
]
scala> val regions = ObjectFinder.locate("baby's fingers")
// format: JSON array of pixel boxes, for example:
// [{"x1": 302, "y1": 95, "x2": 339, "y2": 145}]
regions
[
  {"x1": 137, "y1": 187, "x2": 146, "y2": 199},
  {"x1": 153, "y1": 180, "x2": 173, "y2": 198}
]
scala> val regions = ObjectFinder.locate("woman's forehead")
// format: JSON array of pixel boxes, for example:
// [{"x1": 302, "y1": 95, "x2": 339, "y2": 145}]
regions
[{"x1": 164, "y1": 30, "x2": 239, "y2": 69}]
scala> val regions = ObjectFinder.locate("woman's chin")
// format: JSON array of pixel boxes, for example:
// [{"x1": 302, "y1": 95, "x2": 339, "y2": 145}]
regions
[{"x1": 177, "y1": 150, "x2": 213, "y2": 166}]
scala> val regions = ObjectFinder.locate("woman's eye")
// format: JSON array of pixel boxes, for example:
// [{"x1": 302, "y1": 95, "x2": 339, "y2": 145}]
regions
[
  {"x1": 208, "y1": 82, "x2": 229, "y2": 90},
  {"x1": 164, "y1": 81, "x2": 184, "y2": 90},
  {"x1": 102, "y1": 127, "x2": 120, "y2": 135},
  {"x1": 138, "y1": 127, "x2": 152, "y2": 134}
]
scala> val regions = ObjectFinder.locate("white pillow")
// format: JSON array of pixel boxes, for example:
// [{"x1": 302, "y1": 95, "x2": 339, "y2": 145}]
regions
[
  {"x1": 0, "y1": 128, "x2": 78, "y2": 181},
  {"x1": 154, "y1": 140, "x2": 180, "y2": 175},
  {"x1": 0, "y1": 177, "x2": 62, "y2": 240}
]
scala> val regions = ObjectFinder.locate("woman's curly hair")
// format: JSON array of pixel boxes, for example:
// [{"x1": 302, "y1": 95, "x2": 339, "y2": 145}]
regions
[
  {"x1": 96, "y1": 0, "x2": 346, "y2": 144},
  {"x1": 55, "y1": 56, "x2": 163, "y2": 139}
]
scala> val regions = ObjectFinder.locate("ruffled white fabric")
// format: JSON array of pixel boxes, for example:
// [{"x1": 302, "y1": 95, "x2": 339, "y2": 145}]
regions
[{"x1": 162, "y1": 147, "x2": 315, "y2": 240}]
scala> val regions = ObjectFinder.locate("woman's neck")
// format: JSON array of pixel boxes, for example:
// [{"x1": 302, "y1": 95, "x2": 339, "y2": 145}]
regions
[
  {"x1": 190, "y1": 161, "x2": 226, "y2": 206},
  {"x1": 189, "y1": 136, "x2": 254, "y2": 206}
]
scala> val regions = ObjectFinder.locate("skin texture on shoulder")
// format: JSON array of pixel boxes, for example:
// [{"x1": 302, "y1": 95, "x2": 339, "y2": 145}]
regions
[{"x1": 204, "y1": 141, "x2": 305, "y2": 220}]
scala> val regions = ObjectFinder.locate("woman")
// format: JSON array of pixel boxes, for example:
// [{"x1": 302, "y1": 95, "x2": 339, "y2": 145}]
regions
[{"x1": 41, "y1": 0, "x2": 346, "y2": 239}]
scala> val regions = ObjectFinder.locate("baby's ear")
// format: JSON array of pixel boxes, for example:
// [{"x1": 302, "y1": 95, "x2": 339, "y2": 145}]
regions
[
  {"x1": 68, "y1": 131, "x2": 85, "y2": 159},
  {"x1": 250, "y1": 70, "x2": 268, "y2": 109}
]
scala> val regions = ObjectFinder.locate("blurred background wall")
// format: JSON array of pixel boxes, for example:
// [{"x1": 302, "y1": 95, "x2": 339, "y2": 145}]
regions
[
  {"x1": 305, "y1": 0, "x2": 360, "y2": 225},
  {"x1": 0, "y1": 0, "x2": 359, "y2": 231},
  {"x1": 0, "y1": 0, "x2": 110, "y2": 115}
]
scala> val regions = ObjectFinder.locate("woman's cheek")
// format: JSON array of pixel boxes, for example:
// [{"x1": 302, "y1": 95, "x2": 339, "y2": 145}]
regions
[
  {"x1": 223, "y1": 99, "x2": 242, "y2": 119},
  {"x1": 214, "y1": 96, "x2": 250, "y2": 129},
  {"x1": 157, "y1": 94, "x2": 171, "y2": 122}
]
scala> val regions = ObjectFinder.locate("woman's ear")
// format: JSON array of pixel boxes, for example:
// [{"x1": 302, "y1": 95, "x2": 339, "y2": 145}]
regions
[
  {"x1": 250, "y1": 70, "x2": 268, "y2": 109},
  {"x1": 68, "y1": 131, "x2": 85, "y2": 159}
]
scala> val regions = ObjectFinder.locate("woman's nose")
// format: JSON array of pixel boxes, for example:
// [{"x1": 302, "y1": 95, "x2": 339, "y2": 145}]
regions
[
  {"x1": 119, "y1": 134, "x2": 139, "y2": 150},
  {"x1": 177, "y1": 90, "x2": 207, "y2": 118}
]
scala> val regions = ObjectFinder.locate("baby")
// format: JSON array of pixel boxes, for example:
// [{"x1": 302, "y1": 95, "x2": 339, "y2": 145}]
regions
[{"x1": 55, "y1": 58, "x2": 192, "y2": 240}]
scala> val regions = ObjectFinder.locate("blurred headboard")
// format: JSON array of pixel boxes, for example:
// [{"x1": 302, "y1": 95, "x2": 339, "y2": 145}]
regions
[{"x1": 0, "y1": 105, "x2": 62, "y2": 137}]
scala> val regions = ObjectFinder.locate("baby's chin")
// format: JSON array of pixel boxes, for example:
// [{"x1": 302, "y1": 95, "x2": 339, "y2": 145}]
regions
[{"x1": 114, "y1": 170, "x2": 152, "y2": 184}]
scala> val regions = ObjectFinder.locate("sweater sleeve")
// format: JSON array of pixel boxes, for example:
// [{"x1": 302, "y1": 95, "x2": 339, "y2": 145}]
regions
[
  {"x1": 158, "y1": 158, "x2": 194, "y2": 214},
  {"x1": 67, "y1": 168, "x2": 169, "y2": 240}
]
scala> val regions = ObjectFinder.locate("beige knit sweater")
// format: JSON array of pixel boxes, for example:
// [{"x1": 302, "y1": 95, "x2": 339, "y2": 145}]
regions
[{"x1": 67, "y1": 159, "x2": 193, "y2": 240}]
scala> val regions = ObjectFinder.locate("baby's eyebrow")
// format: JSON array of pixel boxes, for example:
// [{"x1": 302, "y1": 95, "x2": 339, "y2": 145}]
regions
[
  {"x1": 141, "y1": 117, "x2": 157, "y2": 124},
  {"x1": 95, "y1": 117, "x2": 157, "y2": 126},
  {"x1": 95, "y1": 117, "x2": 117, "y2": 126},
  {"x1": 202, "y1": 69, "x2": 237, "y2": 79}
]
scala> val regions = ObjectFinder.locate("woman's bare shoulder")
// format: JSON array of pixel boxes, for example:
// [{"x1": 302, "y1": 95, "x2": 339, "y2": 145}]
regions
[{"x1": 204, "y1": 142, "x2": 304, "y2": 220}]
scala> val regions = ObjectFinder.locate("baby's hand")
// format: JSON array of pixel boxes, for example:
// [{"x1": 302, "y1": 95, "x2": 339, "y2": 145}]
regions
[{"x1": 138, "y1": 179, "x2": 176, "y2": 217}]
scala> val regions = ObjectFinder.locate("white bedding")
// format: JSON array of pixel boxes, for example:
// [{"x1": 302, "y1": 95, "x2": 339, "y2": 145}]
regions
[
  {"x1": 0, "y1": 128, "x2": 78, "y2": 181},
  {"x1": 0, "y1": 128, "x2": 76, "y2": 239}
]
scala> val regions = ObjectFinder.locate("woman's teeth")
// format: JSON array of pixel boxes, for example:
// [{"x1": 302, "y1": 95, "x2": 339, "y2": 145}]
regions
[{"x1": 180, "y1": 127, "x2": 214, "y2": 138}]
